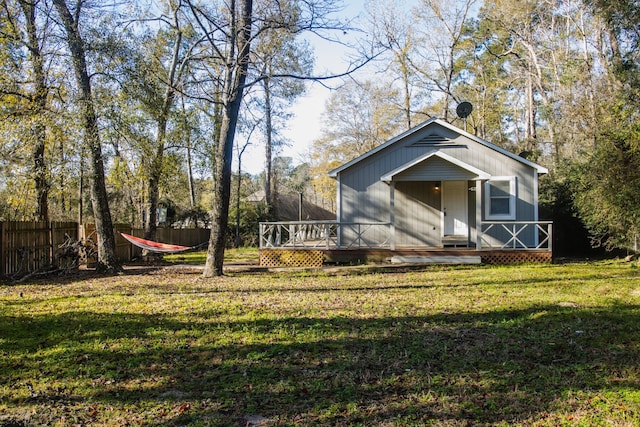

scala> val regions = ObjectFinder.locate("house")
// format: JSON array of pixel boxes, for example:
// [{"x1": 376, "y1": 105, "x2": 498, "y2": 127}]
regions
[{"x1": 259, "y1": 118, "x2": 552, "y2": 266}]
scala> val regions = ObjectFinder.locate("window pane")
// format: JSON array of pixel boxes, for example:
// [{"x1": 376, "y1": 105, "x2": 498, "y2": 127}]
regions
[
  {"x1": 485, "y1": 177, "x2": 516, "y2": 219},
  {"x1": 490, "y1": 181, "x2": 510, "y2": 197},
  {"x1": 490, "y1": 198, "x2": 510, "y2": 215}
]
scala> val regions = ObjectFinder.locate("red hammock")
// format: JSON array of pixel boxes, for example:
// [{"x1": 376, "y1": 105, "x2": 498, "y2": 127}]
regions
[{"x1": 120, "y1": 232, "x2": 192, "y2": 254}]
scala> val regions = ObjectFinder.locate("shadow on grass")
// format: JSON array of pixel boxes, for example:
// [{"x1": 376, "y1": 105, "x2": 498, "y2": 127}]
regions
[{"x1": 2, "y1": 303, "x2": 640, "y2": 425}]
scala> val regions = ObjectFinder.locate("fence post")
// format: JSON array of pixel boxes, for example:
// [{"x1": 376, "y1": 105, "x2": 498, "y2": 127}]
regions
[
  {"x1": 49, "y1": 221, "x2": 54, "y2": 266},
  {"x1": 325, "y1": 223, "x2": 330, "y2": 249}
]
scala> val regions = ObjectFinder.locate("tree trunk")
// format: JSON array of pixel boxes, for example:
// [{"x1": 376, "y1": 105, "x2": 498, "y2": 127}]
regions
[
  {"x1": 145, "y1": 129, "x2": 165, "y2": 240},
  {"x1": 204, "y1": 112, "x2": 237, "y2": 276},
  {"x1": 186, "y1": 143, "x2": 196, "y2": 207},
  {"x1": 58, "y1": 138, "x2": 66, "y2": 213},
  {"x1": 145, "y1": 27, "x2": 182, "y2": 241},
  {"x1": 401, "y1": 60, "x2": 412, "y2": 129},
  {"x1": 263, "y1": 76, "x2": 274, "y2": 211},
  {"x1": 235, "y1": 154, "x2": 242, "y2": 247},
  {"x1": 525, "y1": 64, "x2": 537, "y2": 152},
  {"x1": 203, "y1": 0, "x2": 253, "y2": 277},
  {"x1": 78, "y1": 150, "x2": 84, "y2": 225},
  {"x1": 32, "y1": 125, "x2": 48, "y2": 221},
  {"x1": 182, "y1": 97, "x2": 196, "y2": 208},
  {"x1": 53, "y1": 0, "x2": 119, "y2": 272},
  {"x1": 20, "y1": 0, "x2": 49, "y2": 221}
]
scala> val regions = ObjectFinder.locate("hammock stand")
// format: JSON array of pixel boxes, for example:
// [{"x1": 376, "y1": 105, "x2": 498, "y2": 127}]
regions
[{"x1": 120, "y1": 232, "x2": 197, "y2": 254}]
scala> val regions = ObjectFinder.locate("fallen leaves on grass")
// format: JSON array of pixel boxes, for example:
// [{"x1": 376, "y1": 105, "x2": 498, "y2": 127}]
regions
[{"x1": 1, "y1": 261, "x2": 640, "y2": 425}]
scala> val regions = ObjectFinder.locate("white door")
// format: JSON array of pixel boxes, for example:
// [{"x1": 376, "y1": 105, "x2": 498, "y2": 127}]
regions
[{"x1": 442, "y1": 181, "x2": 468, "y2": 236}]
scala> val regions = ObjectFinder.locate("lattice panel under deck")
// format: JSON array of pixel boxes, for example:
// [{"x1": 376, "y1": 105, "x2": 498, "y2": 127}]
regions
[
  {"x1": 260, "y1": 249, "x2": 324, "y2": 267},
  {"x1": 481, "y1": 251, "x2": 552, "y2": 264}
]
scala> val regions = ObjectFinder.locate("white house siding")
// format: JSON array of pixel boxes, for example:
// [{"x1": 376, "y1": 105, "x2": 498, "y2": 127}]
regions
[{"x1": 336, "y1": 121, "x2": 541, "y2": 248}]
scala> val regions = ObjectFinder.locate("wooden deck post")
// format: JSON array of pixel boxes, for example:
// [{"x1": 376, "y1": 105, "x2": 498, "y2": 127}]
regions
[
  {"x1": 390, "y1": 182, "x2": 396, "y2": 250},
  {"x1": 475, "y1": 179, "x2": 482, "y2": 250}
]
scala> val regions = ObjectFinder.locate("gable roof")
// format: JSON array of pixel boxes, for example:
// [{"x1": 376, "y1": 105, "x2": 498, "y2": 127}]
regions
[
  {"x1": 380, "y1": 151, "x2": 491, "y2": 182},
  {"x1": 328, "y1": 117, "x2": 548, "y2": 177}
]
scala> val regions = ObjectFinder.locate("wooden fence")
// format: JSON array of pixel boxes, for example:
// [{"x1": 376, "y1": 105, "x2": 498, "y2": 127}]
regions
[
  {"x1": 0, "y1": 222, "x2": 210, "y2": 278},
  {"x1": 78, "y1": 223, "x2": 133, "y2": 266},
  {"x1": 0, "y1": 221, "x2": 77, "y2": 279}
]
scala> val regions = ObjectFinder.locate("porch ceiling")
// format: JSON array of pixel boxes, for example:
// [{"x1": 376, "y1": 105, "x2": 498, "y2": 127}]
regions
[{"x1": 380, "y1": 151, "x2": 491, "y2": 182}]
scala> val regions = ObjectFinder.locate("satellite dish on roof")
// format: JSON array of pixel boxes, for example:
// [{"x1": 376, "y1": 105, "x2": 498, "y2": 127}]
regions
[
  {"x1": 456, "y1": 101, "x2": 473, "y2": 132},
  {"x1": 456, "y1": 101, "x2": 473, "y2": 119}
]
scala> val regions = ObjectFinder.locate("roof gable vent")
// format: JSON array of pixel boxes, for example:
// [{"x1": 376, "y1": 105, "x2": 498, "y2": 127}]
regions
[{"x1": 410, "y1": 134, "x2": 460, "y2": 148}]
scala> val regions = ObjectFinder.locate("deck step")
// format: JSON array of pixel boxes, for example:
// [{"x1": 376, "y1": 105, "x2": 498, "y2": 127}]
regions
[
  {"x1": 442, "y1": 235, "x2": 469, "y2": 248},
  {"x1": 391, "y1": 255, "x2": 482, "y2": 264}
]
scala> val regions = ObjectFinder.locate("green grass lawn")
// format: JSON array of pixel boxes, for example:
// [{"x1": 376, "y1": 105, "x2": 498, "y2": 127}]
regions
[
  {"x1": 1, "y1": 261, "x2": 640, "y2": 426},
  {"x1": 164, "y1": 247, "x2": 258, "y2": 265}
]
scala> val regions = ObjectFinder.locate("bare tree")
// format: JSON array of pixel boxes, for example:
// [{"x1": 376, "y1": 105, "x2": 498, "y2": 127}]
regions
[
  {"x1": 184, "y1": 0, "x2": 370, "y2": 276},
  {"x1": 414, "y1": 0, "x2": 478, "y2": 121},
  {"x1": 368, "y1": 0, "x2": 422, "y2": 129},
  {"x1": 137, "y1": 2, "x2": 197, "y2": 243},
  {"x1": 184, "y1": 0, "x2": 254, "y2": 276},
  {"x1": 252, "y1": 27, "x2": 312, "y2": 212}
]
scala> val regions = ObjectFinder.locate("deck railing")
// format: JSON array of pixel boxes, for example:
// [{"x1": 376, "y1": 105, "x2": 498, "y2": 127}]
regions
[
  {"x1": 478, "y1": 221, "x2": 552, "y2": 251},
  {"x1": 260, "y1": 220, "x2": 552, "y2": 251},
  {"x1": 259, "y1": 221, "x2": 391, "y2": 249}
]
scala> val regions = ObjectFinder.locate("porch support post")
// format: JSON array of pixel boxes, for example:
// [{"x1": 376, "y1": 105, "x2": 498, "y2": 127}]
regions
[
  {"x1": 533, "y1": 172, "x2": 539, "y2": 221},
  {"x1": 390, "y1": 181, "x2": 396, "y2": 250},
  {"x1": 533, "y1": 172, "x2": 540, "y2": 247},
  {"x1": 336, "y1": 174, "x2": 342, "y2": 247},
  {"x1": 475, "y1": 179, "x2": 483, "y2": 250}
]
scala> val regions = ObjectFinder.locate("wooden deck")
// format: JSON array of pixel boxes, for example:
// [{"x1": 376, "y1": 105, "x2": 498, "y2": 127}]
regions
[
  {"x1": 259, "y1": 247, "x2": 552, "y2": 267},
  {"x1": 258, "y1": 221, "x2": 553, "y2": 267}
]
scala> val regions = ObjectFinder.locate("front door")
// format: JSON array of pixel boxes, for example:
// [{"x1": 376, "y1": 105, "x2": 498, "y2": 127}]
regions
[{"x1": 442, "y1": 180, "x2": 468, "y2": 236}]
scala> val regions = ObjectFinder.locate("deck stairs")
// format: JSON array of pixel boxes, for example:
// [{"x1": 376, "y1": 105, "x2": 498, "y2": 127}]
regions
[{"x1": 391, "y1": 255, "x2": 482, "y2": 264}]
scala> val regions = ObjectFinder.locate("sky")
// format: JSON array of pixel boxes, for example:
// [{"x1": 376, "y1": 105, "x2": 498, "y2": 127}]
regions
[
  {"x1": 237, "y1": 1, "x2": 370, "y2": 175},
  {"x1": 238, "y1": 81, "x2": 327, "y2": 175}
]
